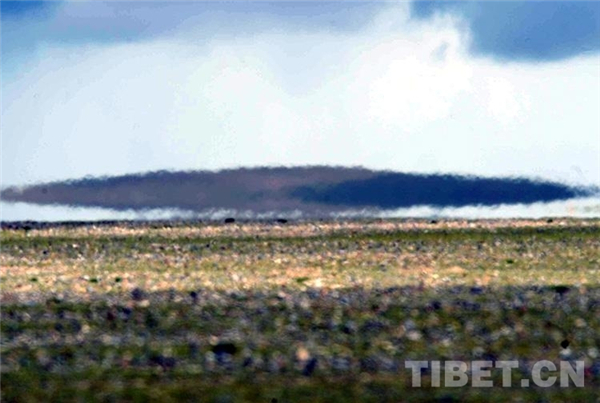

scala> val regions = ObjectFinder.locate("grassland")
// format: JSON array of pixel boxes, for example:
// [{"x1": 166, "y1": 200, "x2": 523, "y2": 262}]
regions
[{"x1": 1, "y1": 218, "x2": 599, "y2": 402}]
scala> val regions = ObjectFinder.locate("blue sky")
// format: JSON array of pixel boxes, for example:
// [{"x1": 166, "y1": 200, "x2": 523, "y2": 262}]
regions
[{"x1": 2, "y1": 1, "x2": 599, "y2": 194}]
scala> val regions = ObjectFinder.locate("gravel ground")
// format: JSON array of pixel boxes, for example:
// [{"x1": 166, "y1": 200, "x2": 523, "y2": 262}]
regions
[{"x1": 1, "y1": 218, "x2": 599, "y2": 402}]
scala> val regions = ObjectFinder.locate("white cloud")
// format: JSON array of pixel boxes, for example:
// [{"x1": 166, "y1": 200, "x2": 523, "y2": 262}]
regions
[{"x1": 2, "y1": 4, "x2": 599, "y2": 188}]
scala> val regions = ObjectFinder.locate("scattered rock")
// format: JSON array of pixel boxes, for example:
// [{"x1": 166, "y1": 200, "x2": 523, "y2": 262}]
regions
[
  {"x1": 212, "y1": 342, "x2": 237, "y2": 356},
  {"x1": 361, "y1": 320, "x2": 386, "y2": 334},
  {"x1": 341, "y1": 321, "x2": 357, "y2": 335},
  {"x1": 150, "y1": 354, "x2": 176, "y2": 370},
  {"x1": 359, "y1": 357, "x2": 378, "y2": 374},
  {"x1": 190, "y1": 291, "x2": 198, "y2": 303},
  {"x1": 302, "y1": 357, "x2": 318, "y2": 376},
  {"x1": 131, "y1": 287, "x2": 145, "y2": 301},
  {"x1": 436, "y1": 395, "x2": 459, "y2": 403},
  {"x1": 296, "y1": 346, "x2": 310, "y2": 362},
  {"x1": 553, "y1": 285, "x2": 570, "y2": 296}
]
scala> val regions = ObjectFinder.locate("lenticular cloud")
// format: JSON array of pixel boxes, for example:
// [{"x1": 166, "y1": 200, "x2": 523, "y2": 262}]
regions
[{"x1": 1, "y1": 167, "x2": 595, "y2": 217}]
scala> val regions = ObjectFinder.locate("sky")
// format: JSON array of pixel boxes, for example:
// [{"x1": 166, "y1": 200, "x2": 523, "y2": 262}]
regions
[{"x1": 1, "y1": 1, "x2": 599, "y2": 219}]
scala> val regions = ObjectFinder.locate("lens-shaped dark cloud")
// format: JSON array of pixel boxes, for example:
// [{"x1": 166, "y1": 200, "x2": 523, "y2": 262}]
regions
[
  {"x1": 1, "y1": 167, "x2": 595, "y2": 217},
  {"x1": 291, "y1": 173, "x2": 589, "y2": 209}
]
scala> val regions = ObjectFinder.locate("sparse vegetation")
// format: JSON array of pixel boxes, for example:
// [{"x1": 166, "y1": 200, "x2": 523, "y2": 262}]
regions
[{"x1": 1, "y1": 219, "x2": 599, "y2": 402}]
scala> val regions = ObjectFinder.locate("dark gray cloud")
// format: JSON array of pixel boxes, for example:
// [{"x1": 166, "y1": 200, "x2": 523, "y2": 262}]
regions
[
  {"x1": 411, "y1": 1, "x2": 600, "y2": 61},
  {"x1": 1, "y1": 2, "x2": 383, "y2": 46},
  {"x1": 292, "y1": 172, "x2": 590, "y2": 209},
  {"x1": 6, "y1": 2, "x2": 597, "y2": 62},
  {"x1": 1, "y1": 167, "x2": 594, "y2": 217},
  {"x1": 0, "y1": 1, "x2": 56, "y2": 17}
]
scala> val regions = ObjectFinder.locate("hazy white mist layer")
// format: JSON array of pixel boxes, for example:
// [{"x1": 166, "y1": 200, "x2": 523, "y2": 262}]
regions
[
  {"x1": 2, "y1": 197, "x2": 599, "y2": 222},
  {"x1": 3, "y1": 4, "x2": 599, "y2": 189}
]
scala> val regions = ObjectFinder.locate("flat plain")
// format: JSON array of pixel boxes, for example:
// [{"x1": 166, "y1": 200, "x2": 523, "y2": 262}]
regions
[{"x1": 1, "y1": 218, "x2": 599, "y2": 402}]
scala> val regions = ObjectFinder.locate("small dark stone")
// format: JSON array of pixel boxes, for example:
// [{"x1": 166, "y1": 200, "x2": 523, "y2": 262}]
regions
[
  {"x1": 57, "y1": 348, "x2": 74, "y2": 363},
  {"x1": 131, "y1": 287, "x2": 145, "y2": 301},
  {"x1": 455, "y1": 299, "x2": 481, "y2": 311},
  {"x1": 69, "y1": 319, "x2": 82, "y2": 333},
  {"x1": 190, "y1": 291, "x2": 198, "y2": 302},
  {"x1": 310, "y1": 322, "x2": 332, "y2": 331},
  {"x1": 212, "y1": 342, "x2": 237, "y2": 356},
  {"x1": 470, "y1": 286, "x2": 484, "y2": 295},
  {"x1": 341, "y1": 321, "x2": 356, "y2": 335},
  {"x1": 188, "y1": 342, "x2": 199, "y2": 358},
  {"x1": 42, "y1": 250, "x2": 49, "y2": 256},
  {"x1": 590, "y1": 361, "x2": 600, "y2": 376},
  {"x1": 302, "y1": 357, "x2": 318, "y2": 376},
  {"x1": 430, "y1": 219, "x2": 438, "y2": 224},
  {"x1": 436, "y1": 395, "x2": 459, "y2": 403},
  {"x1": 431, "y1": 300, "x2": 443, "y2": 310},
  {"x1": 383, "y1": 287, "x2": 400, "y2": 294},
  {"x1": 306, "y1": 288, "x2": 320, "y2": 300},
  {"x1": 561, "y1": 339, "x2": 570, "y2": 349},
  {"x1": 359, "y1": 357, "x2": 379, "y2": 374},
  {"x1": 168, "y1": 288, "x2": 176, "y2": 301},
  {"x1": 224, "y1": 217, "x2": 235, "y2": 224},
  {"x1": 162, "y1": 357, "x2": 176, "y2": 369},
  {"x1": 150, "y1": 354, "x2": 176, "y2": 370},
  {"x1": 546, "y1": 218, "x2": 554, "y2": 223},
  {"x1": 145, "y1": 313, "x2": 159, "y2": 328},
  {"x1": 553, "y1": 285, "x2": 570, "y2": 296},
  {"x1": 275, "y1": 218, "x2": 288, "y2": 224}
]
